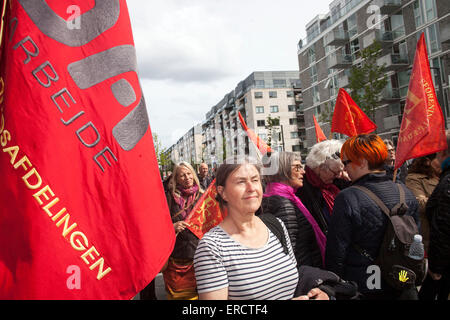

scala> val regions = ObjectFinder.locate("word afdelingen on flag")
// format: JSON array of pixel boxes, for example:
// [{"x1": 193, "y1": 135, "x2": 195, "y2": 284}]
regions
[
  {"x1": 1, "y1": 109, "x2": 111, "y2": 280},
  {"x1": 0, "y1": 0, "x2": 175, "y2": 299}
]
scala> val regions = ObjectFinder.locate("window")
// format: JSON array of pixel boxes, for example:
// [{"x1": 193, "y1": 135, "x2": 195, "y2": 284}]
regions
[
  {"x1": 310, "y1": 64, "x2": 318, "y2": 83},
  {"x1": 270, "y1": 105, "x2": 279, "y2": 113},
  {"x1": 290, "y1": 132, "x2": 299, "y2": 139},
  {"x1": 255, "y1": 106, "x2": 264, "y2": 113},
  {"x1": 255, "y1": 80, "x2": 265, "y2": 88},
  {"x1": 292, "y1": 145, "x2": 302, "y2": 152},
  {"x1": 308, "y1": 47, "x2": 316, "y2": 65},
  {"x1": 413, "y1": 0, "x2": 436, "y2": 28},
  {"x1": 286, "y1": 91, "x2": 294, "y2": 98},
  {"x1": 350, "y1": 38, "x2": 360, "y2": 60},
  {"x1": 347, "y1": 13, "x2": 357, "y2": 38},
  {"x1": 273, "y1": 79, "x2": 286, "y2": 88},
  {"x1": 258, "y1": 133, "x2": 267, "y2": 141},
  {"x1": 288, "y1": 105, "x2": 296, "y2": 112},
  {"x1": 254, "y1": 92, "x2": 263, "y2": 99},
  {"x1": 390, "y1": 15, "x2": 405, "y2": 39},
  {"x1": 269, "y1": 91, "x2": 277, "y2": 98},
  {"x1": 289, "y1": 118, "x2": 298, "y2": 125},
  {"x1": 312, "y1": 86, "x2": 320, "y2": 105},
  {"x1": 397, "y1": 71, "x2": 409, "y2": 98},
  {"x1": 257, "y1": 120, "x2": 265, "y2": 127}
]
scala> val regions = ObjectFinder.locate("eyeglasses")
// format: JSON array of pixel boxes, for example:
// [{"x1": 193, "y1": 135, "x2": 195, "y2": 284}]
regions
[
  {"x1": 291, "y1": 164, "x2": 304, "y2": 172},
  {"x1": 342, "y1": 159, "x2": 352, "y2": 166}
]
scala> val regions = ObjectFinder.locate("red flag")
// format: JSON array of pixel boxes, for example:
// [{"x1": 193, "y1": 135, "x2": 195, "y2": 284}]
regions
[
  {"x1": 331, "y1": 88, "x2": 377, "y2": 137},
  {"x1": 313, "y1": 115, "x2": 327, "y2": 143},
  {"x1": 238, "y1": 111, "x2": 273, "y2": 154},
  {"x1": 0, "y1": 0, "x2": 175, "y2": 299},
  {"x1": 395, "y1": 33, "x2": 447, "y2": 170},
  {"x1": 185, "y1": 179, "x2": 227, "y2": 239}
]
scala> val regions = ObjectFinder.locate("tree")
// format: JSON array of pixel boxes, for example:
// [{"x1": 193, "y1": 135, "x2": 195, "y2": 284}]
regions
[
  {"x1": 152, "y1": 133, "x2": 172, "y2": 175},
  {"x1": 347, "y1": 40, "x2": 388, "y2": 120},
  {"x1": 265, "y1": 114, "x2": 280, "y2": 149}
]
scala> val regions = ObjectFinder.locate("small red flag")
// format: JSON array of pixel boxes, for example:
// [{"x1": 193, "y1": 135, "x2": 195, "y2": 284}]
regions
[
  {"x1": 331, "y1": 88, "x2": 377, "y2": 137},
  {"x1": 313, "y1": 115, "x2": 327, "y2": 143},
  {"x1": 238, "y1": 111, "x2": 273, "y2": 154},
  {"x1": 185, "y1": 179, "x2": 227, "y2": 239},
  {"x1": 395, "y1": 33, "x2": 447, "y2": 170},
  {"x1": 0, "y1": 0, "x2": 175, "y2": 299}
]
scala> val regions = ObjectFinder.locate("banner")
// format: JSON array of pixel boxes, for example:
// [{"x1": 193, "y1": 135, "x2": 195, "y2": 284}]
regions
[
  {"x1": 0, "y1": 0, "x2": 175, "y2": 299},
  {"x1": 331, "y1": 88, "x2": 377, "y2": 137},
  {"x1": 313, "y1": 115, "x2": 327, "y2": 143},
  {"x1": 395, "y1": 33, "x2": 447, "y2": 170},
  {"x1": 238, "y1": 111, "x2": 273, "y2": 154},
  {"x1": 185, "y1": 179, "x2": 227, "y2": 239}
]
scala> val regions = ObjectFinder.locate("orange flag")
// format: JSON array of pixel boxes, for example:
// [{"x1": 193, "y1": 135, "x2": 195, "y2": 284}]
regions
[
  {"x1": 238, "y1": 111, "x2": 273, "y2": 154},
  {"x1": 395, "y1": 33, "x2": 447, "y2": 170},
  {"x1": 185, "y1": 179, "x2": 227, "y2": 239},
  {"x1": 313, "y1": 115, "x2": 327, "y2": 142},
  {"x1": 331, "y1": 88, "x2": 377, "y2": 137}
]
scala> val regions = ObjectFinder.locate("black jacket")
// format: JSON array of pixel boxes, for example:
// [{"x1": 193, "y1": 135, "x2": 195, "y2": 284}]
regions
[
  {"x1": 260, "y1": 195, "x2": 323, "y2": 268},
  {"x1": 426, "y1": 163, "x2": 450, "y2": 276},
  {"x1": 325, "y1": 173, "x2": 419, "y2": 294},
  {"x1": 166, "y1": 191, "x2": 202, "y2": 260},
  {"x1": 296, "y1": 178, "x2": 330, "y2": 236}
]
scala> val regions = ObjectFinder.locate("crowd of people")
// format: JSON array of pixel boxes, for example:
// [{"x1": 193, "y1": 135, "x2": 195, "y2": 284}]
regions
[{"x1": 149, "y1": 132, "x2": 450, "y2": 301}]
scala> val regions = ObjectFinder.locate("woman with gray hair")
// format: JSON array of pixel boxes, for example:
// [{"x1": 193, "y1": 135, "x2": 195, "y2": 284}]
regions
[
  {"x1": 296, "y1": 140, "x2": 346, "y2": 235},
  {"x1": 260, "y1": 152, "x2": 326, "y2": 268}
]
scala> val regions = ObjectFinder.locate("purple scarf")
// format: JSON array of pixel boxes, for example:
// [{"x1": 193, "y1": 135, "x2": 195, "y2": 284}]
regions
[
  {"x1": 173, "y1": 184, "x2": 199, "y2": 219},
  {"x1": 264, "y1": 182, "x2": 326, "y2": 266}
]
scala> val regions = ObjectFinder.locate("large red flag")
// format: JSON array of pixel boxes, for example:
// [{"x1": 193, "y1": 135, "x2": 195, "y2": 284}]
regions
[
  {"x1": 0, "y1": 0, "x2": 175, "y2": 299},
  {"x1": 185, "y1": 179, "x2": 227, "y2": 239},
  {"x1": 331, "y1": 88, "x2": 377, "y2": 137},
  {"x1": 238, "y1": 111, "x2": 273, "y2": 154},
  {"x1": 395, "y1": 33, "x2": 447, "y2": 170},
  {"x1": 313, "y1": 115, "x2": 327, "y2": 143}
]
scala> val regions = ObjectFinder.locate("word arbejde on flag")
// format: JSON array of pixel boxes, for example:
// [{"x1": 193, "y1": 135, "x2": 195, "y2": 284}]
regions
[{"x1": 0, "y1": 0, "x2": 175, "y2": 299}]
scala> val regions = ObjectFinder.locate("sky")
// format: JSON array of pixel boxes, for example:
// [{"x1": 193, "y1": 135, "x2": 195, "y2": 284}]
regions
[{"x1": 126, "y1": 0, "x2": 333, "y2": 148}]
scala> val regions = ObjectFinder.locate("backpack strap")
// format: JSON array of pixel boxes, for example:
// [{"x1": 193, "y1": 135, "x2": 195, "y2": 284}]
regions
[
  {"x1": 352, "y1": 185, "x2": 390, "y2": 216},
  {"x1": 259, "y1": 214, "x2": 289, "y2": 255}
]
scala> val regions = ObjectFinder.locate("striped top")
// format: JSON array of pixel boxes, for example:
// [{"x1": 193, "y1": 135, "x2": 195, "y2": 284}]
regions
[{"x1": 194, "y1": 219, "x2": 299, "y2": 300}]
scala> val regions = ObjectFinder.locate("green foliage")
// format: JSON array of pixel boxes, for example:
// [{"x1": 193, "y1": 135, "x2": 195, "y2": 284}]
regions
[
  {"x1": 348, "y1": 40, "x2": 388, "y2": 120},
  {"x1": 265, "y1": 114, "x2": 280, "y2": 148}
]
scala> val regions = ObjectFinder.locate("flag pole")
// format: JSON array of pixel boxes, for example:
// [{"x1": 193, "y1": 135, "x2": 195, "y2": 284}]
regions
[{"x1": 393, "y1": 169, "x2": 398, "y2": 183}]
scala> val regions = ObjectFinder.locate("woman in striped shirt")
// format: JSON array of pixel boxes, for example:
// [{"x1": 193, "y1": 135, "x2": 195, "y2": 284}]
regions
[{"x1": 193, "y1": 156, "x2": 328, "y2": 300}]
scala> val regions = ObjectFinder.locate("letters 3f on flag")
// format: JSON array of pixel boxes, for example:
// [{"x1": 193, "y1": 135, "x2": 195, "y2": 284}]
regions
[{"x1": 0, "y1": 1, "x2": 175, "y2": 299}]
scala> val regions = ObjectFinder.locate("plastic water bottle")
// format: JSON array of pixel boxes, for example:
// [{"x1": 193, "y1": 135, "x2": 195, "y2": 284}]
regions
[{"x1": 408, "y1": 234, "x2": 424, "y2": 260}]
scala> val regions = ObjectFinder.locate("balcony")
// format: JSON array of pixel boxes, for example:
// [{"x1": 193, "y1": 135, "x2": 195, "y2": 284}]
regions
[
  {"x1": 378, "y1": 53, "x2": 409, "y2": 71},
  {"x1": 323, "y1": 29, "x2": 349, "y2": 47},
  {"x1": 380, "y1": 87, "x2": 401, "y2": 103},
  {"x1": 338, "y1": 73, "x2": 350, "y2": 88},
  {"x1": 373, "y1": 0, "x2": 402, "y2": 15},
  {"x1": 441, "y1": 22, "x2": 450, "y2": 44},
  {"x1": 383, "y1": 114, "x2": 401, "y2": 130},
  {"x1": 327, "y1": 52, "x2": 353, "y2": 69},
  {"x1": 362, "y1": 29, "x2": 394, "y2": 50}
]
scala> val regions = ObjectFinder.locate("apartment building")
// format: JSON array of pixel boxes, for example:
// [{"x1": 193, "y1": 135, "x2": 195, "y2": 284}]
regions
[
  {"x1": 297, "y1": 0, "x2": 450, "y2": 147},
  {"x1": 201, "y1": 71, "x2": 305, "y2": 167},
  {"x1": 169, "y1": 123, "x2": 203, "y2": 166}
]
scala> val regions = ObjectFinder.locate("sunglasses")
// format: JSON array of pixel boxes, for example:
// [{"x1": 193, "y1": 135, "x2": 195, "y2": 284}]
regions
[{"x1": 342, "y1": 159, "x2": 352, "y2": 166}]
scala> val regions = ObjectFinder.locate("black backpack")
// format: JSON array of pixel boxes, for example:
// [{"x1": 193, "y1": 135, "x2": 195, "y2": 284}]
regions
[
  {"x1": 352, "y1": 184, "x2": 426, "y2": 291},
  {"x1": 259, "y1": 214, "x2": 360, "y2": 299}
]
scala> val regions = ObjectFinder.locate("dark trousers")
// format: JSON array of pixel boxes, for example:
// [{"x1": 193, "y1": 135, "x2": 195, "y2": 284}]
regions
[
  {"x1": 419, "y1": 273, "x2": 450, "y2": 301},
  {"x1": 140, "y1": 279, "x2": 157, "y2": 300}
]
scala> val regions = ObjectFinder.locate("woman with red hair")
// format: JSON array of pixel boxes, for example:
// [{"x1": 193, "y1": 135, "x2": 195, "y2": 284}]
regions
[{"x1": 325, "y1": 134, "x2": 419, "y2": 300}]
